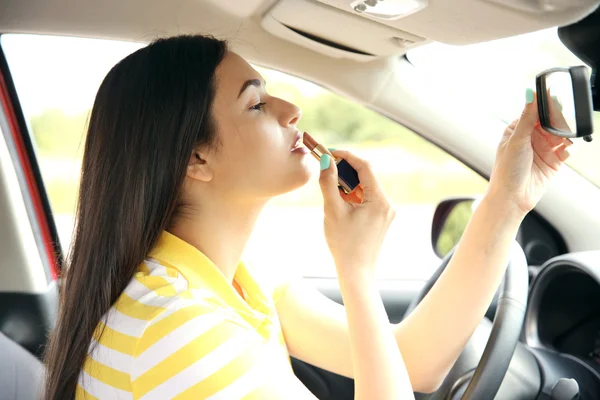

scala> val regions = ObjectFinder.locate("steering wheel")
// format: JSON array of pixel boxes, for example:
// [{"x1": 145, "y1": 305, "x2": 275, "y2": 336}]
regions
[{"x1": 402, "y1": 241, "x2": 529, "y2": 399}]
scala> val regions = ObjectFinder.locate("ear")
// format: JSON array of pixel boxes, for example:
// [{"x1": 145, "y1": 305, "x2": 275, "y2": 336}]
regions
[{"x1": 186, "y1": 150, "x2": 213, "y2": 183}]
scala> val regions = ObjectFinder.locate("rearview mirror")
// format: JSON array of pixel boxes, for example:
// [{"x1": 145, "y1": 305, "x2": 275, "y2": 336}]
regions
[
  {"x1": 536, "y1": 66, "x2": 594, "y2": 142},
  {"x1": 431, "y1": 198, "x2": 475, "y2": 258}
]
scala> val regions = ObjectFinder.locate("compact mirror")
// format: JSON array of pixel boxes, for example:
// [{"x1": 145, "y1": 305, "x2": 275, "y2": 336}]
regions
[{"x1": 536, "y1": 66, "x2": 594, "y2": 141}]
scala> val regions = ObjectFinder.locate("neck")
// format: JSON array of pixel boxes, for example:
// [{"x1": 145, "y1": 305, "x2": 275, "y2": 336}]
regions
[{"x1": 168, "y1": 196, "x2": 267, "y2": 282}]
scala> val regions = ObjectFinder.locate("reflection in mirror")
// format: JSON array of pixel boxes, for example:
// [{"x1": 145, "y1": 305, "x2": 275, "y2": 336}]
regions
[
  {"x1": 432, "y1": 199, "x2": 475, "y2": 258},
  {"x1": 537, "y1": 65, "x2": 593, "y2": 140},
  {"x1": 545, "y1": 71, "x2": 576, "y2": 133}
]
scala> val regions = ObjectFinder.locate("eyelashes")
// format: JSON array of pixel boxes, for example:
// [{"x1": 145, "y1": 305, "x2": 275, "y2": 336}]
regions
[{"x1": 249, "y1": 102, "x2": 266, "y2": 112}]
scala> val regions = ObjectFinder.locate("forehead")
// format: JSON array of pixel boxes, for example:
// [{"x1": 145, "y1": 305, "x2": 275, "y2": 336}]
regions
[{"x1": 215, "y1": 51, "x2": 262, "y2": 98}]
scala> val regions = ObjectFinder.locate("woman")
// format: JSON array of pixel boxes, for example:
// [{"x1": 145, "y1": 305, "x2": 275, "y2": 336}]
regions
[{"x1": 43, "y1": 34, "x2": 571, "y2": 399}]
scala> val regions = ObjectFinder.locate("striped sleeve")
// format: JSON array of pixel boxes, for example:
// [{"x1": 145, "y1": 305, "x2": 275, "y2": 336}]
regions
[{"x1": 130, "y1": 299, "x2": 316, "y2": 400}]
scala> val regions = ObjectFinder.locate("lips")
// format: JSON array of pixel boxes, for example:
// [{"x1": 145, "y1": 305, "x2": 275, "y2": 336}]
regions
[{"x1": 290, "y1": 132, "x2": 304, "y2": 151}]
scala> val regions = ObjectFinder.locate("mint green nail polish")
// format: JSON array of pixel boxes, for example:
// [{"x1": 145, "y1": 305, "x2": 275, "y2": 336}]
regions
[
  {"x1": 320, "y1": 154, "x2": 331, "y2": 171},
  {"x1": 328, "y1": 147, "x2": 337, "y2": 151},
  {"x1": 526, "y1": 88, "x2": 534, "y2": 104}
]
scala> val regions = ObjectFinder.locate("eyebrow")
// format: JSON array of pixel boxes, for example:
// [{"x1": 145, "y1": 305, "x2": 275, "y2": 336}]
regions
[{"x1": 238, "y1": 79, "x2": 265, "y2": 98}]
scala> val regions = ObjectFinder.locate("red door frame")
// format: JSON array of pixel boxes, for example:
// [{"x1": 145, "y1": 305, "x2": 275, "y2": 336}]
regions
[{"x1": 0, "y1": 38, "x2": 61, "y2": 281}]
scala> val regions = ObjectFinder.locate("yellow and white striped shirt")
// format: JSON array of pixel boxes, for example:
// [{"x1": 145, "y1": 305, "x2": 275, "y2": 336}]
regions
[{"x1": 76, "y1": 230, "x2": 312, "y2": 399}]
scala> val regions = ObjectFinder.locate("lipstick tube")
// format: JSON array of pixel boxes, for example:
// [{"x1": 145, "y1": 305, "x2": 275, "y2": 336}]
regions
[{"x1": 303, "y1": 132, "x2": 361, "y2": 197}]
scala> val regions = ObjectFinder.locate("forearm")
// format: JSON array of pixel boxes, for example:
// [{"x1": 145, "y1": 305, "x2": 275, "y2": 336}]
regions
[
  {"x1": 339, "y1": 268, "x2": 414, "y2": 400},
  {"x1": 393, "y1": 195, "x2": 525, "y2": 392}
]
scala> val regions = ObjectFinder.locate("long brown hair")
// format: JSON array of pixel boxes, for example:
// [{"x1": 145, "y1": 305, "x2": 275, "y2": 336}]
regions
[{"x1": 43, "y1": 34, "x2": 227, "y2": 399}]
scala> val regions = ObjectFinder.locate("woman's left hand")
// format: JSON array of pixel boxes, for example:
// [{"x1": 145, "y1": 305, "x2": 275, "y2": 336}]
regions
[{"x1": 487, "y1": 89, "x2": 572, "y2": 216}]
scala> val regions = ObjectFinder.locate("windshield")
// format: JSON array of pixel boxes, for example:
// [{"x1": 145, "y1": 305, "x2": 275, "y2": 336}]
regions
[{"x1": 408, "y1": 28, "x2": 600, "y2": 187}]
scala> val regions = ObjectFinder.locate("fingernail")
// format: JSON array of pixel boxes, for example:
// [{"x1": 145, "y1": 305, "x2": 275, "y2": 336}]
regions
[
  {"x1": 320, "y1": 154, "x2": 331, "y2": 171},
  {"x1": 526, "y1": 88, "x2": 534, "y2": 104},
  {"x1": 328, "y1": 147, "x2": 337, "y2": 151}
]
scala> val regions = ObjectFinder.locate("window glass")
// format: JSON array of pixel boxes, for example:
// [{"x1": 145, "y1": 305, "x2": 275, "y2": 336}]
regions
[
  {"x1": 408, "y1": 28, "x2": 600, "y2": 187},
  {"x1": 2, "y1": 34, "x2": 487, "y2": 280}
]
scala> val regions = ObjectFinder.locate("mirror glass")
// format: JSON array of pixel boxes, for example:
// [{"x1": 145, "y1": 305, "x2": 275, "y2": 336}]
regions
[
  {"x1": 544, "y1": 71, "x2": 576, "y2": 134},
  {"x1": 434, "y1": 199, "x2": 474, "y2": 258}
]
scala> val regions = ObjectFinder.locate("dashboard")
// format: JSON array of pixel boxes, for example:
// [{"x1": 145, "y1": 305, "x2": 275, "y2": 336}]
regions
[
  {"x1": 524, "y1": 251, "x2": 600, "y2": 398},
  {"x1": 536, "y1": 268, "x2": 600, "y2": 368}
]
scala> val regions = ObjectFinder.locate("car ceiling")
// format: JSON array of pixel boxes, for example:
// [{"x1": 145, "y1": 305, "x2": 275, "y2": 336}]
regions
[{"x1": 1, "y1": 0, "x2": 599, "y2": 102}]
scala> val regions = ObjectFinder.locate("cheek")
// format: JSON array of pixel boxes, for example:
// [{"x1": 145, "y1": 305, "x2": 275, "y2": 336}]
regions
[
  {"x1": 217, "y1": 119, "x2": 266, "y2": 160},
  {"x1": 217, "y1": 134, "x2": 273, "y2": 183},
  {"x1": 234, "y1": 122, "x2": 286, "y2": 163},
  {"x1": 215, "y1": 119, "x2": 309, "y2": 193}
]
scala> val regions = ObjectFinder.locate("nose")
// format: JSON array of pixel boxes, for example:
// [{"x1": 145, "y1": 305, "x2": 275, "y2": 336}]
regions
[{"x1": 278, "y1": 98, "x2": 302, "y2": 127}]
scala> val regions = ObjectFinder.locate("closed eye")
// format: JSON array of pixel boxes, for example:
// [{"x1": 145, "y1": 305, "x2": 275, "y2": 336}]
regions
[{"x1": 250, "y1": 102, "x2": 266, "y2": 111}]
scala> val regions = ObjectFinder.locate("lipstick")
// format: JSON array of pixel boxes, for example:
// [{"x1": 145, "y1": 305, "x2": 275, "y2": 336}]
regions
[{"x1": 303, "y1": 132, "x2": 362, "y2": 200}]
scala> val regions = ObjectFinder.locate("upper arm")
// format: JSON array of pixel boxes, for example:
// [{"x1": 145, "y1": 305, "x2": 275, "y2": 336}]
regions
[
  {"x1": 131, "y1": 302, "x2": 316, "y2": 400},
  {"x1": 274, "y1": 278, "x2": 355, "y2": 379}
]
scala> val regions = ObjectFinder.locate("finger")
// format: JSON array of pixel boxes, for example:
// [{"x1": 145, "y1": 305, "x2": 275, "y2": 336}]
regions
[
  {"x1": 338, "y1": 188, "x2": 362, "y2": 204},
  {"x1": 329, "y1": 150, "x2": 381, "y2": 192},
  {"x1": 551, "y1": 95, "x2": 563, "y2": 112},
  {"x1": 535, "y1": 124, "x2": 572, "y2": 148},
  {"x1": 342, "y1": 187, "x2": 363, "y2": 204},
  {"x1": 513, "y1": 89, "x2": 539, "y2": 141},
  {"x1": 554, "y1": 142, "x2": 570, "y2": 162},
  {"x1": 500, "y1": 122, "x2": 515, "y2": 144},
  {"x1": 548, "y1": 94, "x2": 571, "y2": 132},
  {"x1": 318, "y1": 154, "x2": 346, "y2": 212},
  {"x1": 338, "y1": 189, "x2": 352, "y2": 202},
  {"x1": 551, "y1": 135, "x2": 574, "y2": 147}
]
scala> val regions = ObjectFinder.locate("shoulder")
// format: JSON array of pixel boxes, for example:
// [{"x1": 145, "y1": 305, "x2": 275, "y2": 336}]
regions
[
  {"x1": 244, "y1": 261, "x2": 302, "y2": 305},
  {"x1": 118, "y1": 261, "x2": 309, "y2": 399},
  {"x1": 106, "y1": 258, "x2": 235, "y2": 336}
]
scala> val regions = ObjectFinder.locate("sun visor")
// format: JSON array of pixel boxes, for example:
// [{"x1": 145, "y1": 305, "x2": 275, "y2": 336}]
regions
[{"x1": 261, "y1": 0, "x2": 426, "y2": 61}]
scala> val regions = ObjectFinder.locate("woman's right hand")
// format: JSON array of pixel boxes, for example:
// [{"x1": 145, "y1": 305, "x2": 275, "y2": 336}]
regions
[{"x1": 318, "y1": 150, "x2": 395, "y2": 276}]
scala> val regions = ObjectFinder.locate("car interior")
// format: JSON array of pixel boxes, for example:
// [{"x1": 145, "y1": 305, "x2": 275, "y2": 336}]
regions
[{"x1": 1, "y1": 0, "x2": 600, "y2": 399}]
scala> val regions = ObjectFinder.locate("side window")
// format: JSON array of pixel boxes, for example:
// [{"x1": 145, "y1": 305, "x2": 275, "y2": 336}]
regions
[
  {"x1": 3, "y1": 34, "x2": 487, "y2": 280},
  {"x1": 248, "y1": 67, "x2": 487, "y2": 279},
  {"x1": 2, "y1": 34, "x2": 143, "y2": 247}
]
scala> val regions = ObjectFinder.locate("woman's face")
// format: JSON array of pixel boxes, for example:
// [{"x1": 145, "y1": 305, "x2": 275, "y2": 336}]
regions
[{"x1": 189, "y1": 51, "x2": 313, "y2": 203}]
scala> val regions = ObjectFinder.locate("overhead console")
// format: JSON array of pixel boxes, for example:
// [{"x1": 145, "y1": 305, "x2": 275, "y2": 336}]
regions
[
  {"x1": 259, "y1": 0, "x2": 600, "y2": 60},
  {"x1": 261, "y1": 0, "x2": 426, "y2": 61}
]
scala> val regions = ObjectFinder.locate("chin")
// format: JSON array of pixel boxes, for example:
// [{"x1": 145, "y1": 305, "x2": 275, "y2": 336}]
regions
[
  {"x1": 277, "y1": 164, "x2": 313, "y2": 195},
  {"x1": 290, "y1": 167, "x2": 313, "y2": 191}
]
